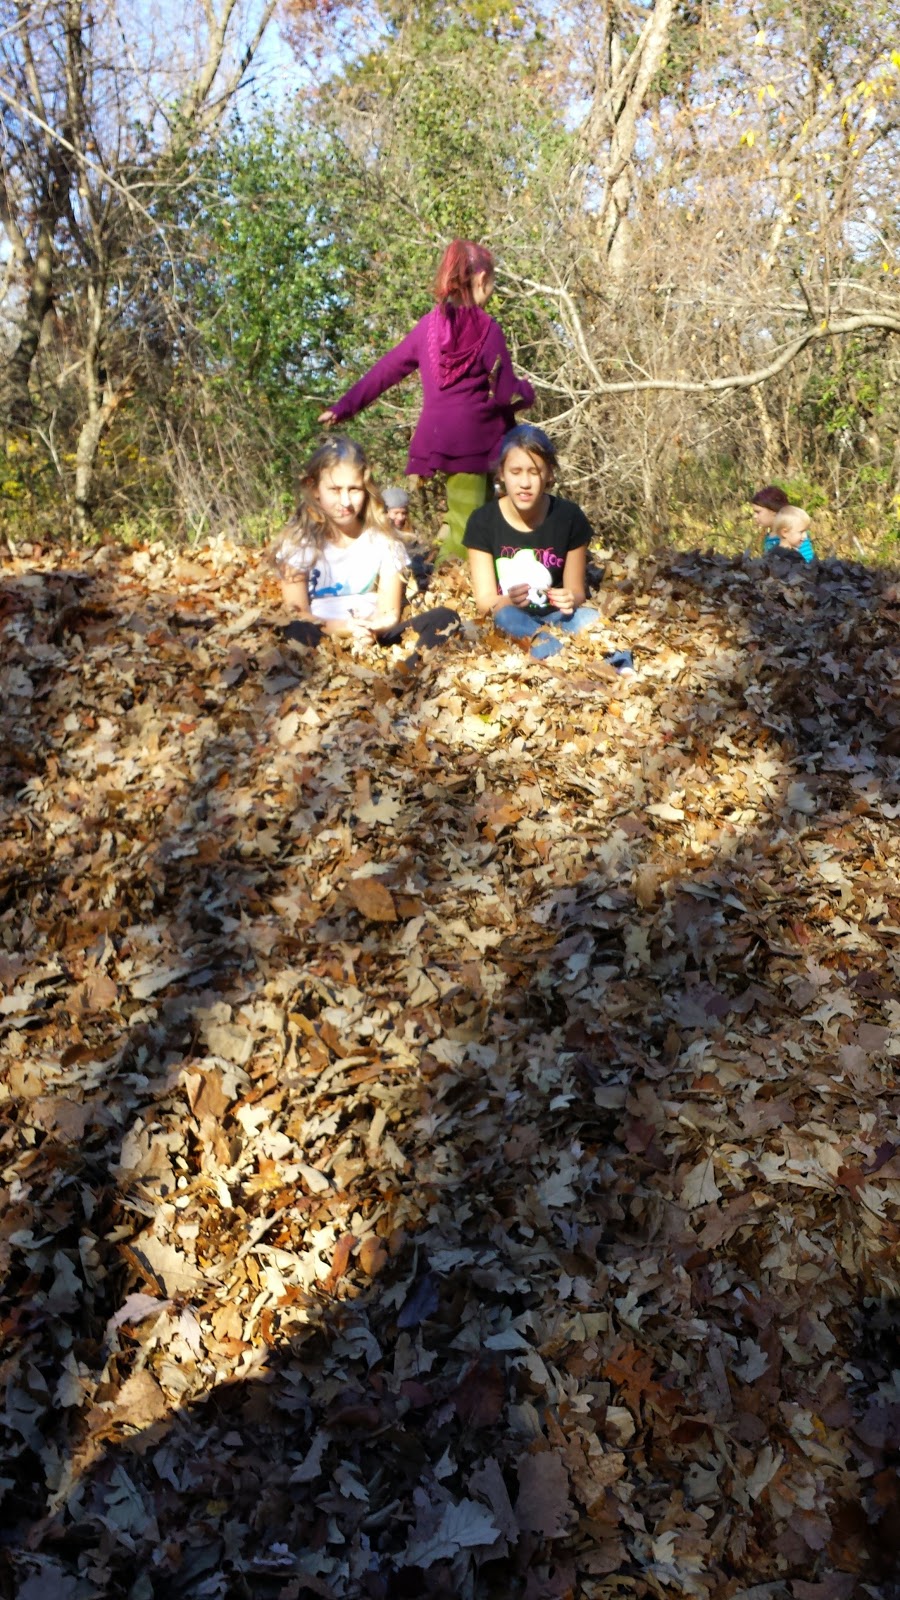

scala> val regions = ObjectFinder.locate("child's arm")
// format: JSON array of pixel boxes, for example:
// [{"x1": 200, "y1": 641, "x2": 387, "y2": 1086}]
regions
[
  {"x1": 364, "y1": 568, "x2": 405, "y2": 636},
  {"x1": 320, "y1": 327, "x2": 421, "y2": 425},
  {"x1": 280, "y1": 575, "x2": 314, "y2": 616},
  {"x1": 548, "y1": 547, "x2": 587, "y2": 617},
  {"x1": 486, "y1": 325, "x2": 535, "y2": 415},
  {"x1": 468, "y1": 548, "x2": 529, "y2": 612},
  {"x1": 279, "y1": 574, "x2": 366, "y2": 636}
]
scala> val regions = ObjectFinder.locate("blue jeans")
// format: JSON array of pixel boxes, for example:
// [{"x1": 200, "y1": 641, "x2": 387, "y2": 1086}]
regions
[{"x1": 493, "y1": 604, "x2": 598, "y2": 660}]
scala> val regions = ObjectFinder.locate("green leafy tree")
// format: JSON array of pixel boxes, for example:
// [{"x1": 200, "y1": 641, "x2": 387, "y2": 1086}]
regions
[{"x1": 194, "y1": 121, "x2": 363, "y2": 481}]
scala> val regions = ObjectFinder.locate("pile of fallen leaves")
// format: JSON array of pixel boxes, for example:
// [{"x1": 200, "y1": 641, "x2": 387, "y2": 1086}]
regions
[{"x1": 1, "y1": 535, "x2": 899, "y2": 1600}]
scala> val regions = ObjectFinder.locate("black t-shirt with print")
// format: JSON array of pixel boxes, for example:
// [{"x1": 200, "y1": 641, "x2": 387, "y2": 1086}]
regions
[{"x1": 463, "y1": 494, "x2": 593, "y2": 614}]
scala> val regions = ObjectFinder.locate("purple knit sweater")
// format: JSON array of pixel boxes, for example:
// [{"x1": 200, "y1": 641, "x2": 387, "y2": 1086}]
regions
[{"x1": 329, "y1": 307, "x2": 535, "y2": 477}]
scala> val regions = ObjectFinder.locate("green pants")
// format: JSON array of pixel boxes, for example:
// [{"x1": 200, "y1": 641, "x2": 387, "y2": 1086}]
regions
[{"x1": 440, "y1": 472, "x2": 490, "y2": 562}]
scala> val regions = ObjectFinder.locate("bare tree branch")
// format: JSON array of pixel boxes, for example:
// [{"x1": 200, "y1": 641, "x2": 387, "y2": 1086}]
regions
[{"x1": 504, "y1": 268, "x2": 900, "y2": 394}]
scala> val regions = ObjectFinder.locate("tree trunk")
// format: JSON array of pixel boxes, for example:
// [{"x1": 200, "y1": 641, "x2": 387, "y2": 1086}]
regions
[
  {"x1": 585, "y1": 0, "x2": 676, "y2": 286},
  {"x1": 73, "y1": 377, "x2": 132, "y2": 533},
  {"x1": 73, "y1": 408, "x2": 105, "y2": 533},
  {"x1": 72, "y1": 282, "x2": 132, "y2": 533},
  {"x1": 1, "y1": 218, "x2": 61, "y2": 428},
  {"x1": 750, "y1": 385, "x2": 778, "y2": 479}
]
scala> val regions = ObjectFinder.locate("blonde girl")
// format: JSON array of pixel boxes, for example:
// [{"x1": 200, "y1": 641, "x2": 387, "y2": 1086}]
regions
[{"x1": 273, "y1": 436, "x2": 458, "y2": 653}]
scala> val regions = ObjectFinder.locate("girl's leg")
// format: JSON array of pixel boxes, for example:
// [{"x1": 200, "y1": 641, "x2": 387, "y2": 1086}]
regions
[
  {"x1": 377, "y1": 607, "x2": 460, "y2": 650},
  {"x1": 555, "y1": 605, "x2": 599, "y2": 636},
  {"x1": 492, "y1": 603, "x2": 541, "y2": 642},
  {"x1": 493, "y1": 604, "x2": 564, "y2": 659},
  {"x1": 282, "y1": 618, "x2": 323, "y2": 647},
  {"x1": 443, "y1": 473, "x2": 489, "y2": 560}
]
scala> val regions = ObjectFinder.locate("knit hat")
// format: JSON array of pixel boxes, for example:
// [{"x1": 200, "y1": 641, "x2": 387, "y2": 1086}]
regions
[
  {"x1": 751, "y1": 485, "x2": 789, "y2": 512},
  {"x1": 382, "y1": 487, "x2": 409, "y2": 509}
]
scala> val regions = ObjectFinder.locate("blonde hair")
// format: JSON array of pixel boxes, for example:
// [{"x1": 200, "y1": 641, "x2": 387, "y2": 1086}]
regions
[
  {"x1": 271, "y1": 436, "x2": 394, "y2": 575},
  {"x1": 772, "y1": 505, "x2": 811, "y2": 539}
]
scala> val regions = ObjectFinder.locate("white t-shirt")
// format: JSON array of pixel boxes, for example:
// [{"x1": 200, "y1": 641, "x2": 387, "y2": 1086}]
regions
[{"x1": 273, "y1": 528, "x2": 409, "y2": 621}]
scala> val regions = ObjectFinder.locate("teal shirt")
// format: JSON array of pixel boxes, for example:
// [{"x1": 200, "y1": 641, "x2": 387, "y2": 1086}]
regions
[{"x1": 764, "y1": 532, "x2": 815, "y2": 562}]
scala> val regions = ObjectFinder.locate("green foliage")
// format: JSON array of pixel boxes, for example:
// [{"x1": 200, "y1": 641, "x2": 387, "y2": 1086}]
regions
[
  {"x1": 190, "y1": 9, "x2": 571, "y2": 489},
  {"x1": 193, "y1": 122, "x2": 361, "y2": 479},
  {"x1": 799, "y1": 340, "x2": 883, "y2": 438},
  {"x1": 777, "y1": 475, "x2": 829, "y2": 513}
]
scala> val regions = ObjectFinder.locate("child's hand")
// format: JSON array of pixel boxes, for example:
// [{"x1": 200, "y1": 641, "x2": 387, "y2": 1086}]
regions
[
  {"x1": 318, "y1": 408, "x2": 337, "y2": 426},
  {"x1": 499, "y1": 584, "x2": 532, "y2": 609},
  {"x1": 548, "y1": 587, "x2": 575, "y2": 615},
  {"x1": 322, "y1": 616, "x2": 373, "y2": 638},
  {"x1": 365, "y1": 613, "x2": 400, "y2": 636}
]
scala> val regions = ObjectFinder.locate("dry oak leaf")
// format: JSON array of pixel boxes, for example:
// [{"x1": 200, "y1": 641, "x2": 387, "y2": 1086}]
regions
[
  {"x1": 634, "y1": 863, "x2": 662, "y2": 908},
  {"x1": 112, "y1": 1370, "x2": 170, "y2": 1429},
  {"x1": 680, "y1": 1154, "x2": 721, "y2": 1208},
  {"x1": 347, "y1": 875, "x2": 397, "y2": 922},
  {"x1": 29, "y1": 1096, "x2": 92, "y2": 1141},
  {"x1": 453, "y1": 1360, "x2": 506, "y2": 1428},
  {"x1": 18, "y1": 1572, "x2": 80, "y2": 1600},
  {"x1": 357, "y1": 1235, "x2": 388, "y2": 1277},
  {"x1": 792, "y1": 1578, "x2": 856, "y2": 1600},
  {"x1": 70, "y1": 969, "x2": 118, "y2": 1014},
  {"x1": 469, "y1": 1456, "x2": 518, "y2": 1540},
  {"x1": 403, "y1": 1494, "x2": 501, "y2": 1567},
  {"x1": 324, "y1": 1232, "x2": 356, "y2": 1292},
  {"x1": 515, "y1": 1449, "x2": 572, "y2": 1537}
]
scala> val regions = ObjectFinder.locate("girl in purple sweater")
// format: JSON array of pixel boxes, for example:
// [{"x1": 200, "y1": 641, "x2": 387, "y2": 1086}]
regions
[{"x1": 318, "y1": 240, "x2": 535, "y2": 558}]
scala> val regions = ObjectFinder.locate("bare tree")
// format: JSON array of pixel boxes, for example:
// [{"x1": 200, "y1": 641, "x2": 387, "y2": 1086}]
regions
[
  {"x1": 577, "y1": 0, "x2": 677, "y2": 284},
  {"x1": 0, "y1": 0, "x2": 277, "y2": 527},
  {"x1": 492, "y1": 0, "x2": 900, "y2": 519}
]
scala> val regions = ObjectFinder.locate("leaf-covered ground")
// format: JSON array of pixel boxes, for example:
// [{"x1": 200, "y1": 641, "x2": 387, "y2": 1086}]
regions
[{"x1": 2, "y1": 537, "x2": 900, "y2": 1600}]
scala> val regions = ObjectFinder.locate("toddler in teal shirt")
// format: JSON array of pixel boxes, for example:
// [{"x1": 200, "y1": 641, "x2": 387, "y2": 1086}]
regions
[{"x1": 767, "y1": 505, "x2": 815, "y2": 562}]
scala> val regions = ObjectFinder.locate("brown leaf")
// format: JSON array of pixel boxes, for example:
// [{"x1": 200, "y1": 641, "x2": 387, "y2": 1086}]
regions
[
  {"x1": 357, "y1": 1235, "x2": 388, "y2": 1276},
  {"x1": 323, "y1": 1232, "x2": 356, "y2": 1292},
  {"x1": 634, "y1": 863, "x2": 662, "y2": 907},
  {"x1": 70, "y1": 969, "x2": 117, "y2": 1014},
  {"x1": 29, "y1": 1096, "x2": 91, "y2": 1141},
  {"x1": 113, "y1": 1370, "x2": 170, "y2": 1428},
  {"x1": 792, "y1": 1580, "x2": 856, "y2": 1600},
  {"x1": 453, "y1": 1361, "x2": 505, "y2": 1428},
  {"x1": 346, "y1": 876, "x2": 397, "y2": 922},
  {"x1": 515, "y1": 1449, "x2": 572, "y2": 1536}
]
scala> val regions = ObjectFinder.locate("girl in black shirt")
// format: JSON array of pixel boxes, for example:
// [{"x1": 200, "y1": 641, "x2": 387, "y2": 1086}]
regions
[{"x1": 464, "y1": 425, "x2": 599, "y2": 660}]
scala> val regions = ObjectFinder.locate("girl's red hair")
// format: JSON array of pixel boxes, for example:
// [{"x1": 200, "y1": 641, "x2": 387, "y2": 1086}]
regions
[{"x1": 433, "y1": 239, "x2": 494, "y2": 306}]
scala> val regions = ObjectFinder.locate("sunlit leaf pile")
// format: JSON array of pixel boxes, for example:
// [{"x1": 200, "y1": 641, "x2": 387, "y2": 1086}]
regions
[{"x1": 2, "y1": 538, "x2": 899, "y2": 1599}]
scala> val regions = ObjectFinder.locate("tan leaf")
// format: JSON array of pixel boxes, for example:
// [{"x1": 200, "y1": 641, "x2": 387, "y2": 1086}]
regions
[
  {"x1": 71, "y1": 970, "x2": 118, "y2": 1014},
  {"x1": 357, "y1": 1235, "x2": 388, "y2": 1277},
  {"x1": 680, "y1": 1155, "x2": 721, "y2": 1209},
  {"x1": 634, "y1": 864, "x2": 661, "y2": 907},
  {"x1": 113, "y1": 1369, "x2": 170, "y2": 1427},
  {"x1": 347, "y1": 876, "x2": 396, "y2": 922}
]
